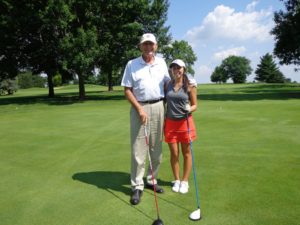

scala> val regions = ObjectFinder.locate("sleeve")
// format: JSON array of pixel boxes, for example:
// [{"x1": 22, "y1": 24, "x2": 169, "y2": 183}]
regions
[
  {"x1": 121, "y1": 61, "x2": 133, "y2": 87},
  {"x1": 187, "y1": 74, "x2": 197, "y2": 87},
  {"x1": 162, "y1": 60, "x2": 171, "y2": 82}
]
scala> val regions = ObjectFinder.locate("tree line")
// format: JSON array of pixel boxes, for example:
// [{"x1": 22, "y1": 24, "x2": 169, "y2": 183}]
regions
[
  {"x1": 0, "y1": 0, "x2": 197, "y2": 98},
  {"x1": 210, "y1": 53, "x2": 290, "y2": 84},
  {"x1": 1, "y1": 0, "x2": 299, "y2": 96}
]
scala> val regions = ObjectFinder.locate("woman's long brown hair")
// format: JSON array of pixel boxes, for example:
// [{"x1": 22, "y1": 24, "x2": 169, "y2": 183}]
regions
[{"x1": 182, "y1": 74, "x2": 189, "y2": 93}]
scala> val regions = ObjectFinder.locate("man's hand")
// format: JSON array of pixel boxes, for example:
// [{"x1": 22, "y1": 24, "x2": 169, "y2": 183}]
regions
[
  {"x1": 124, "y1": 87, "x2": 148, "y2": 124},
  {"x1": 138, "y1": 108, "x2": 148, "y2": 124}
]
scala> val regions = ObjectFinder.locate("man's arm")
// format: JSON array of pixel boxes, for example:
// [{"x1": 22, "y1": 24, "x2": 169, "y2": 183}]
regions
[{"x1": 124, "y1": 87, "x2": 148, "y2": 124}]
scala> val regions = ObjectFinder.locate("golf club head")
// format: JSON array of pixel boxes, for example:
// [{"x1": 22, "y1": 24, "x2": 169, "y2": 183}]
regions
[
  {"x1": 189, "y1": 208, "x2": 201, "y2": 221},
  {"x1": 152, "y1": 218, "x2": 164, "y2": 225}
]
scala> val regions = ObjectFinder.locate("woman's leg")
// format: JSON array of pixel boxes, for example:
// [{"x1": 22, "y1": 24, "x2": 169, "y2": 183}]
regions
[
  {"x1": 169, "y1": 142, "x2": 180, "y2": 180},
  {"x1": 181, "y1": 143, "x2": 192, "y2": 181}
]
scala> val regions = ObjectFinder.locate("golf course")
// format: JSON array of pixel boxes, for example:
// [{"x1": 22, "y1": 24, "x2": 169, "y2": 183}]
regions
[{"x1": 0, "y1": 83, "x2": 299, "y2": 225}]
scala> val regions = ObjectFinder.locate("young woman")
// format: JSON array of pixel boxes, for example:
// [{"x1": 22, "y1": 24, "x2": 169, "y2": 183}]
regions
[{"x1": 164, "y1": 59, "x2": 197, "y2": 194}]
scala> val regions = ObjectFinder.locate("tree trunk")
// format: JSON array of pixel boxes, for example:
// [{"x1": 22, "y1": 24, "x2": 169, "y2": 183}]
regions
[
  {"x1": 47, "y1": 70, "x2": 55, "y2": 98},
  {"x1": 78, "y1": 73, "x2": 85, "y2": 100},
  {"x1": 108, "y1": 70, "x2": 113, "y2": 91}
]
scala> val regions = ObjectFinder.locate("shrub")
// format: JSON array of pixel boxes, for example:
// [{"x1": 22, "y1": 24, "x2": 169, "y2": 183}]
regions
[
  {"x1": 17, "y1": 71, "x2": 47, "y2": 88},
  {"x1": 18, "y1": 72, "x2": 33, "y2": 89},
  {"x1": 53, "y1": 73, "x2": 62, "y2": 87},
  {"x1": 0, "y1": 79, "x2": 18, "y2": 95}
]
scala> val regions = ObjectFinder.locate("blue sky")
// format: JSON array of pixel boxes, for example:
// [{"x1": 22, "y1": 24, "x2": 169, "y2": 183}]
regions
[{"x1": 166, "y1": 0, "x2": 300, "y2": 83}]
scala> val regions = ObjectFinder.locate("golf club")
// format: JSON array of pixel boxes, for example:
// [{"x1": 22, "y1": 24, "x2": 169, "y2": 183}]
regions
[
  {"x1": 144, "y1": 123, "x2": 164, "y2": 225},
  {"x1": 186, "y1": 114, "x2": 201, "y2": 221}
]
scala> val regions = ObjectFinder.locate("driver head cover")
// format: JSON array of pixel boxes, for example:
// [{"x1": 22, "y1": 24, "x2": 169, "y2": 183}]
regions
[{"x1": 189, "y1": 208, "x2": 201, "y2": 221}]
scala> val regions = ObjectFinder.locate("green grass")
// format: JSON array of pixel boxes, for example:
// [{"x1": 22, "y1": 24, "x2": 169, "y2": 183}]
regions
[{"x1": 0, "y1": 83, "x2": 300, "y2": 225}]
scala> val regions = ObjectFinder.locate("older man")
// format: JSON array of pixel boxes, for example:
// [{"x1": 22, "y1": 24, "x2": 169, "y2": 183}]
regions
[{"x1": 121, "y1": 33, "x2": 170, "y2": 205}]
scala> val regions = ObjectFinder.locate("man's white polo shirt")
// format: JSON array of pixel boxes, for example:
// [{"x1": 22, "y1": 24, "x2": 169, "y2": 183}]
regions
[{"x1": 121, "y1": 56, "x2": 170, "y2": 102}]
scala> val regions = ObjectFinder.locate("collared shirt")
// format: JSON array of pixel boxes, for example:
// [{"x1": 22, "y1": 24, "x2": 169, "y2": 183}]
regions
[{"x1": 121, "y1": 56, "x2": 170, "y2": 102}]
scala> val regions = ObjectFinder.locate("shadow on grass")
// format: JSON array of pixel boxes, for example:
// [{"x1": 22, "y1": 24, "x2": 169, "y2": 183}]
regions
[
  {"x1": 72, "y1": 171, "x2": 190, "y2": 219},
  {"x1": 72, "y1": 171, "x2": 171, "y2": 221},
  {"x1": 198, "y1": 84, "x2": 300, "y2": 101},
  {"x1": 0, "y1": 90, "x2": 126, "y2": 106},
  {"x1": 72, "y1": 171, "x2": 131, "y2": 195},
  {"x1": 1, "y1": 84, "x2": 299, "y2": 105},
  {"x1": 72, "y1": 171, "x2": 171, "y2": 196},
  {"x1": 199, "y1": 92, "x2": 300, "y2": 101}
]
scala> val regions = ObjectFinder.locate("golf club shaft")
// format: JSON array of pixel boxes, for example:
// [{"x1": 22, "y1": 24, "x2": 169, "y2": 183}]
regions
[
  {"x1": 186, "y1": 114, "x2": 201, "y2": 209},
  {"x1": 144, "y1": 125, "x2": 160, "y2": 218}
]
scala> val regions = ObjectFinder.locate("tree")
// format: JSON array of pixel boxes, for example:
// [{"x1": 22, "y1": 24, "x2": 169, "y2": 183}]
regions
[
  {"x1": 29, "y1": 0, "x2": 74, "y2": 97},
  {"x1": 271, "y1": 0, "x2": 300, "y2": 69},
  {"x1": 0, "y1": 0, "x2": 73, "y2": 97},
  {"x1": 211, "y1": 66, "x2": 227, "y2": 83},
  {"x1": 95, "y1": 1, "x2": 142, "y2": 91},
  {"x1": 61, "y1": 27, "x2": 100, "y2": 99},
  {"x1": 220, "y1": 56, "x2": 252, "y2": 83},
  {"x1": 140, "y1": 0, "x2": 171, "y2": 50},
  {"x1": 0, "y1": 0, "x2": 172, "y2": 96},
  {"x1": 162, "y1": 40, "x2": 197, "y2": 75},
  {"x1": 255, "y1": 53, "x2": 285, "y2": 83},
  {"x1": 0, "y1": 1, "x2": 27, "y2": 83},
  {"x1": 96, "y1": 0, "x2": 171, "y2": 91}
]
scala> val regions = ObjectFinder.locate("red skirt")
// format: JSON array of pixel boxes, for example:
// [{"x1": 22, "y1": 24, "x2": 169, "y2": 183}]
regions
[{"x1": 164, "y1": 115, "x2": 197, "y2": 143}]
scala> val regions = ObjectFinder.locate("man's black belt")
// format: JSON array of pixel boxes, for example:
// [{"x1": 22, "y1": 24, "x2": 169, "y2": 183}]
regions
[{"x1": 139, "y1": 98, "x2": 164, "y2": 104}]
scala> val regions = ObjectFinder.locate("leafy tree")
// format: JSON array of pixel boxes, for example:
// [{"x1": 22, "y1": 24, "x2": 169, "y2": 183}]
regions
[
  {"x1": 29, "y1": 0, "x2": 74, "y2": 97},
  {"x1": 1, "y1": 0, "x2": 74, "y2": 97},
  {"x1": 61, "y1": 27, "x2": 100, "y2": 99},
  {"x1": 271, "y1": 0, "x2": 300, "y2": 69},
  {"x1": 140, "y1": 0, "x2": 171, "y2": 49},
  {"x1": 220, "y1": 56, "x2": 252, "y2": 83},
  {"x1": 255, "y1": 53, "x2": 285, "y2": 83},
  {"x1": 0, "y1": 1, "x2": 27, "y2": 83},
  {"x1": 267, "y1": 70, "x2": 285, "y2": 83},
  {"x1": 95, "y1": 1, "x2": 142, "y2": 91},
  {"x1": 96, "y1": 0, "x2": 171, "y2": 91},
  {"x1": 211, "y1": 66, "x2": 227, "y2": 83},
  {"x1": 162, "y1": 40, "x2": 197, "y2": 75},
  {"x1": 1, "y1": 0, "x2": 172, "y2": 97}
]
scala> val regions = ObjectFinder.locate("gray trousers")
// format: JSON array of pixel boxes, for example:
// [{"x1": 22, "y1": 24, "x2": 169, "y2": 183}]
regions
[{"x1": 130, "y1": 101, "x2": 164, "y2": 191}]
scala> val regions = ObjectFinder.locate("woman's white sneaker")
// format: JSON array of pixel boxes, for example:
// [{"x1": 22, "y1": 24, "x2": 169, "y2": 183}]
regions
[
  {"x1": 179, "y1": 181, "x2": 189, "y2": 194},
  {"x1": 172, "y1": 180, "x2": 180, "y2": 192}
]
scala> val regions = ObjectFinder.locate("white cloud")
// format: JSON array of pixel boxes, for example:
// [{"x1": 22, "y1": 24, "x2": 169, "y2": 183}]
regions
[
  {"x1": 279, "y1": 65, "x2": 300, "y2": 82},
  {"x1": 194, "y1": 65, "x2": 212, "y2": 84},
  {"x1": 186, "y1": 3, "x2": 273, "y2": 46},
  {"x1": 213, "y1": 46, "x2": 246, "y2": 61},
  {"x1": 246, "y1": 1, "x2": 259, "y2": 12}
]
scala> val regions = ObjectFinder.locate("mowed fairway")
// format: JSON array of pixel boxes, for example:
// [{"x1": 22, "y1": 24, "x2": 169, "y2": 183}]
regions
[{"x1": 0, "y1": 84, "x2": 299, "y2": 225}]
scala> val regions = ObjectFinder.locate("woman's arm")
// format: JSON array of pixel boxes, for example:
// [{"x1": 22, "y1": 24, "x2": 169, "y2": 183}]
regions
[{"x1": 189, "y1": 85, "x2": 197, "y2": 113}]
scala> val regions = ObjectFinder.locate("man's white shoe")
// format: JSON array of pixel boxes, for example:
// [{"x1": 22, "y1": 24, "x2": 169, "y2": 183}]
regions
[
  {"x1": 179, "y1": 181, "x2": 189, "y2": 194},
  {"x1": 172, "y1": 180, "x2": 180, "y2": 192}
]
